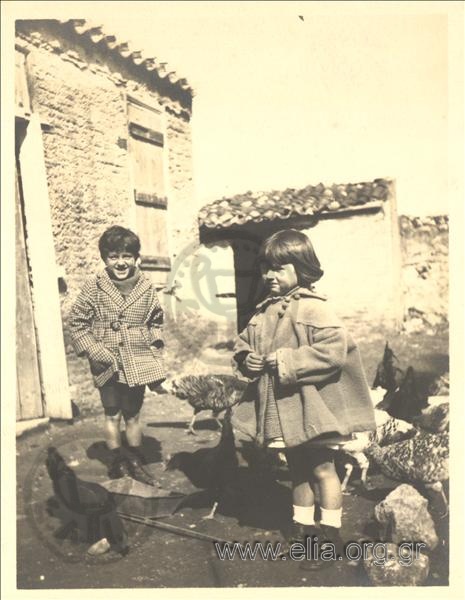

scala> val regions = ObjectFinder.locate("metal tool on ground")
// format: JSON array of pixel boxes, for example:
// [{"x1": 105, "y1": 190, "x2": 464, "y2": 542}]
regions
[
  {"x1": 118, "y1": 511, "x2": 289, "y2": 559},
  {"x1": 118, "y1": 511, "x2": 231, "y2": 544}
]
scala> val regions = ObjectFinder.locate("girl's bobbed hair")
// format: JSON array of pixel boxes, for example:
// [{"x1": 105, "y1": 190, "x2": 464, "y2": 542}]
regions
[
  {"x1": 259, "y1": 229, "x2": 324, "y2": 287},
  {"x1": 98, "y1": 225, "x2": 141, "y2": 259}
]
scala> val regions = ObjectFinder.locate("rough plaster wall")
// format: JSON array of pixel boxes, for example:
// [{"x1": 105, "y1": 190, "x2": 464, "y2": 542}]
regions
[
  {"x1": 165, "y1": 112, "x2": 197, "y2": 261},
  {"x1": 24, "y1": 41, "x2": 194, "y2": 412},
  {"x1": 399, "y1": 216, "x2": 449, "y2": 326},
  {"x1": 302, "y1": 208, "x2": 399, "y2": 332}
]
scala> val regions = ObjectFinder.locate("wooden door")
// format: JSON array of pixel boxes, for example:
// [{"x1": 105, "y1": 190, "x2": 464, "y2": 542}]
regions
[{"x1": 16, "y1": 163, "x2": 43, "y2": 420}]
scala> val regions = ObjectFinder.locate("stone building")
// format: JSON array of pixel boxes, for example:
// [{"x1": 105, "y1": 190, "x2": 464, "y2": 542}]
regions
[
  {"x1": 15, "y1": 19, "x2": 195, "y2": 424},
  {"x1": 191, "y1": 181, "x2": 449, "y2": 338},
  {"x1": 196, "y1": 178, "x2": 403, "y2": 332}
]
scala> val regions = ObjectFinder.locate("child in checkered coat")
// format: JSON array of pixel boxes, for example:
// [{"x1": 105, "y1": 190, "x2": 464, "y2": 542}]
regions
[{"x1": 69, "y1": 226, "x2": 166, "y2": 485}]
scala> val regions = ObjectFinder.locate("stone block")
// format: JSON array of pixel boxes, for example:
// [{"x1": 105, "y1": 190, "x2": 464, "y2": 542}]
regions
[{"x1": 374, "y1": 484, "x2": 438, "y2": 551}]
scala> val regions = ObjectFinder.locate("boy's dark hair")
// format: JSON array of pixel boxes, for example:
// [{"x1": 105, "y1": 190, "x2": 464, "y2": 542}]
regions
[
  {"x1": 259, "y1": 229, "x2": 324, "y2": 287},
  {"x1": 98, "y1": 226, "x2": 141, "y2": 259}
]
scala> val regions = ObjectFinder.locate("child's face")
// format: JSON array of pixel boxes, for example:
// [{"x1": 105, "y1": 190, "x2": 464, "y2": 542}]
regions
[
  {"x1": 262, "y1": 263, "x2": 298, "y2": 296},
  {"x1": 104, "y1": 250, "x2": 137, "y2": 280}
]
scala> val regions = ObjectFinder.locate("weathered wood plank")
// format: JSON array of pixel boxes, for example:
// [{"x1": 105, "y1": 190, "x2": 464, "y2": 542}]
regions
[
  {"x1": 19, "y1": 115, "x2": 72, "y2": 419},
  {"x1": 15, "y1": 166, "x2": 43, "y2": 421}
]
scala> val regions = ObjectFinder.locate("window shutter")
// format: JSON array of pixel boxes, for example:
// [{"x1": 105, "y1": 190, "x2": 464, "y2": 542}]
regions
[{"x1": 127, "y1": 98, "x2": 170, "y2": 284}]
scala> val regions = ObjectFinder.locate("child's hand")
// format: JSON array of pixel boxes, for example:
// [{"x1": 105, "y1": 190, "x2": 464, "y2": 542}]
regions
[
  {"x1": 89, "y1": 358, "x2": 112, "y2": 376},
  {"x1": 88, "y1": 347, "x2": 114, "y2": 375},
  {"x1": 265, "y1": 352, "x2": 278, "y2": 371},
  {"x1": 244, "y1": 352, "x2": 265, "y2": 374}
]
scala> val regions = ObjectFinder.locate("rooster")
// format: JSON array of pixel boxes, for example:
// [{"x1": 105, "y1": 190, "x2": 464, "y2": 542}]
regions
[
  {"x1": 372, "y1": 342, "x2": 404, "y2": 392},
  {"x1": 165, "y1": 407, "x2": 239, "y2": 519},
  {"x1": 169, "y1": 374, "x2": 247, "y2": 434},
  {"x1": 45, "y1": 447, "x2": 128, "y2": 555}
]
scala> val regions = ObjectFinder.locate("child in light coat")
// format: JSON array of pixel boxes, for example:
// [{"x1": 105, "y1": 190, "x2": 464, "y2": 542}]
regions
[
  {"x1": 69, "y1": 226, "x2": 165, "y2": 486},
  {"x1": 232, "y1": 229, "x2": 376, "y2": 569}
]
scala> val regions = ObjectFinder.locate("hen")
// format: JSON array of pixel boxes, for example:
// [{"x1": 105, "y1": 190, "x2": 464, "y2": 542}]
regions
[
  {"x1": 45, "y1": 447, "x2": 128, "y2": 555},
  {"x1": 170, "y1": 374, "x2": 247, "y2": 434},
  {"x1": 336, "y1": 409, "x2": 415, "y2": 492},
  {"x1": 372, "y1": 342, "x2": 404, "y2": 392},
  {"x1": 165, "y1": 407, "x2": 239, "y2": 519},
  {"x1": 366, "y1": 425, "x2": 449, "y2": 515},
  {"x1": 377, "y1": 366, "x2": 428, "y2": 421}
]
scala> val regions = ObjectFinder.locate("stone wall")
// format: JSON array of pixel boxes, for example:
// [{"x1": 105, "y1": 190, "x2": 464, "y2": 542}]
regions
[
  {"x1": 399, "y1": 215, "x2": 449, "y2": 332},
  {"x1": 16, "y1": 23, "x2": 195, "y2": 413}
]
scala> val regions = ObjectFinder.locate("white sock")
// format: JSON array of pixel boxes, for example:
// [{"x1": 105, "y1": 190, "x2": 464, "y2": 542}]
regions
[
  {"x1": 320, "y1": 507, "x2": 342, "y2": 528},
  {"x1": 293, "y1": 504, "x2": 315, "y2": 526}
]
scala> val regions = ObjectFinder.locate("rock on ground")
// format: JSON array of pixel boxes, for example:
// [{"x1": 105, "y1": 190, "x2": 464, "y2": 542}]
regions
[{"x1": 374, "y1": 484, "x2": 438, "y2": 551}]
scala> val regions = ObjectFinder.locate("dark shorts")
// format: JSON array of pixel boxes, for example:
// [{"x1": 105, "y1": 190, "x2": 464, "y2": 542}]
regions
[
  {"x1": 99, "y1": 379, "x2": 145, "y2": 418},
  {"x1": 285, "y1": 441, "x2": 337, "y2": 470}
]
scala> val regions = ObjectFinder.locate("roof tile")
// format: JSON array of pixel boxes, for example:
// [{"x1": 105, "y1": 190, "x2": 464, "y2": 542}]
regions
[
  {"x1": 18, "y1": 19, "x2": 193, "y2": 97},
  {"x1": 199, "y1": 178, "x2": 391, "y2": 229}
]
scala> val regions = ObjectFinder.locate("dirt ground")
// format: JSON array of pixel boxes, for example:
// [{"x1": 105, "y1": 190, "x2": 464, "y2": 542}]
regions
[{"x1": 16, "y1": 328, "x2": 449, "y2": 589}]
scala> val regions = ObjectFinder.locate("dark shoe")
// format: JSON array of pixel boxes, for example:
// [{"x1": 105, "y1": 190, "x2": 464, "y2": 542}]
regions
[
  {"x1": 110, "y1": 528, "x2": 130, "y2": 556},
  {"x1": 108, "y1": 449, "x2": 131, "y2": 479},
  {"x1": 284, "y1": 525, "x2": 335, "y2": 571},
  {"x1": 287, "y1": 521, "x2": 317, "y2": 545},
  {"x1": 297, "y1": 526, "x2": 340, "y2": 571},
  {"x1": 319, "y1": 524, "x2": 346, "y2": 560},
  {"x1": 125, "y1": 448, "x2": 155, "y2": 486}
]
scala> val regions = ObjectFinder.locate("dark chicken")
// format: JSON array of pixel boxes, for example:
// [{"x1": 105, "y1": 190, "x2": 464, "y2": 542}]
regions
[
  {"x1": 165, "y1": 407, "x2": 240, "y2": 519},
  {"x1": 377, "y1": 366, "x2": 428, "y2": 421},
  {"x1": 170, "y1": 374, "x2": 247, "y2": 434},
  {"x1": 372, "y1": 342, "x2": 404, "y2": 392},
  {"x1": 45, "y1": 447, "x2": 128, "y2": 555}
]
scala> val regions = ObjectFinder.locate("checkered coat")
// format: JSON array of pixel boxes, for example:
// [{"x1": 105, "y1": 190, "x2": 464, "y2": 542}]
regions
[{"x1": 68, "y1": 269, "x2": 165, "y2": 389}]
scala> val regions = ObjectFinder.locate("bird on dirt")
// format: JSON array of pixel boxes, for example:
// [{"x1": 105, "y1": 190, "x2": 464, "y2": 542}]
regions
[
  {"x1": 377, "y1": 366, "x2": 428, "y2": 421},
  {"x1": 169, "y1": 374, "x2": 247, "y2": 435},
  {"x1": 164, "y1": 407, "x2": 240, "y2": 519},
  {"x1": 365, "y1": 428, "x2": 449, "y2": 516},
  {"x1": 45, "y1": 447, "x2": 128, "y2": 555},
  {"x1": 372, "y1": 342, "x2": 404, "y2": 392},
  {"x1": 337, "y1": 409, "x2": 416, "y2": 492}
]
